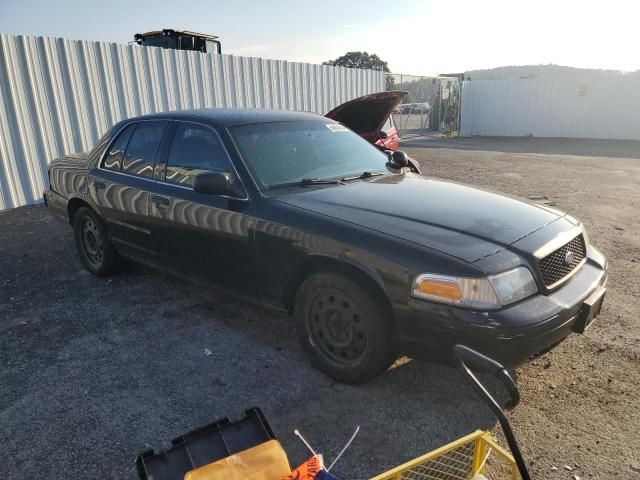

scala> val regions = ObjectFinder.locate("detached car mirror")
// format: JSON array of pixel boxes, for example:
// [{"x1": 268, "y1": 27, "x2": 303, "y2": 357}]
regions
[
  {"x1": 193, "y1": 172, "x2": 244, "y2": 198},
  {"x1": 390, "y1": 150, "x2": 409, "y2": 168}
]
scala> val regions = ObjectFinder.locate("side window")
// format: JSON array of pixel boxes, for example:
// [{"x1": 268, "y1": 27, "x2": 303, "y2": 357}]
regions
[
  {"x1": 102, "y1": 124, "x2": 135, "y2": 172},
  {"x1": 165, "y1": 123, "x2": 233, "y2": 187},
  {"x1": 122, "y1": 122, "x2": 167, "y2": 178}
]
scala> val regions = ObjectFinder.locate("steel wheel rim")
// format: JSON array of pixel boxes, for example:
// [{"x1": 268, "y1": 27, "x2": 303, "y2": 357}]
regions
[
  {"x1": 81, "y1": 219, "x2": 103, "y2": 266},
  {"x1": 307, "y1": 290, "x2": 368, "y2": 365}
]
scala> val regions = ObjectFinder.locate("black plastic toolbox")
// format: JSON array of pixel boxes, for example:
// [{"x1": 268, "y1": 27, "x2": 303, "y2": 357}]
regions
[{"x1": 136, "y1": 407, "x2": 276, "y2": 480}]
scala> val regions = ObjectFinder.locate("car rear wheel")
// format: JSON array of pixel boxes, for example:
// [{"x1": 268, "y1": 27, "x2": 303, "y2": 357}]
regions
[
  {"x1": 73, "y1": 207, "x2": 122, "y2": 276},
  {"x1": 294, "y1": 272, "x2": 394, "y2": 384}
]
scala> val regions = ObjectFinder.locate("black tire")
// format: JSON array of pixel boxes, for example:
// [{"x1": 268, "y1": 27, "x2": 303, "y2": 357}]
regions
[
  {"x1": 73, "y1": 207, "x2": 122, "y2": 276},
  {"x1": 294, "y1": 272, "x2": 395, "y2": 384}
]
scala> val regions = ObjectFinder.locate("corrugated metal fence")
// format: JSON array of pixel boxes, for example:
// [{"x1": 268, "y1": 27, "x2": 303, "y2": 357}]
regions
[
  {"x1": 460, "y1": 77, "x2": 640, "y2": 140},
  {"x1": 0, "y1": 34, "x2": 384, "y2": 210}
]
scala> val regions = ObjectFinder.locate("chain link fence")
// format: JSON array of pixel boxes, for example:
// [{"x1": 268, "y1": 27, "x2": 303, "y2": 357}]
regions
[{"x1": 386, "y1": 74, "x2": 462, "y2": 137}]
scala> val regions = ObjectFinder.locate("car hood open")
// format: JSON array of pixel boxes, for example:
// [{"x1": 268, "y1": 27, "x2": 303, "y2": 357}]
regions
[
  {"x1": 275, "y1": 174, "x2": 564, "y2": 262},
  {"x1": 325, "y1": 91, "x2": 407, "y2": 143}
]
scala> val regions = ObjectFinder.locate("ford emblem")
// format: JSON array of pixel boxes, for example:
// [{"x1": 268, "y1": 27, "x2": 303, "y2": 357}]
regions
[{"x1": 564, "y1": 251, "x2": 575, "y2": 265}]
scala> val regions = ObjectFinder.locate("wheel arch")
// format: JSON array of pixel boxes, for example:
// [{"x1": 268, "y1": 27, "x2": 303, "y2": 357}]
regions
[
  {"x1": 67, "y1": 197, "x2": 94, "y2": 225},
  {"x1": 283, "y1": 255, "x2": 394, "y2": 321}
]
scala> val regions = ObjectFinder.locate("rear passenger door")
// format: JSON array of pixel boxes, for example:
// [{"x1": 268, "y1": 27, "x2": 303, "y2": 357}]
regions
[
  {"x1": 89, "y1": 120, "x2": 168, "y2": 263},
  {"x1": 150, "y1": 121, "x2": 255, "y2": 284}
]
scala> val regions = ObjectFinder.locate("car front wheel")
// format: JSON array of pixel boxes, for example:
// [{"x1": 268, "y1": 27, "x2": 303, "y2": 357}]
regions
[
  {"x1": 73, "y1": 206, "x2": 122, "y2": 276},
  {"x1": 294, "y1": 272, "x2": 395, "y2": 384}
]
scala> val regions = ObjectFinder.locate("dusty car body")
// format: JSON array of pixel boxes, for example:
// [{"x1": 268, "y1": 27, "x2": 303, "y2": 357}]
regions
[{"x1": 44, "y1": 105, "x2": 607, "y2": 383}]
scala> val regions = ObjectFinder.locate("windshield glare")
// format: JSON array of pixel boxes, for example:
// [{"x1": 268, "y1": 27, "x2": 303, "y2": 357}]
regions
[{"x1": 231, "y1": 121, "x2": 389, "y2": 189}]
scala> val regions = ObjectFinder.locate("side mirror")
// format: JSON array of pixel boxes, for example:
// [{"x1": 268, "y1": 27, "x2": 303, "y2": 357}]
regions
[
  {"x1": 193, "y1": 172, "x2": 244, "y2": 198},
  {"x1": 390, "y1": 150, "x2": 409, "y2": 168},
  {"x1": 379, "y1": 130, "x2": 388, "y2": 139}
]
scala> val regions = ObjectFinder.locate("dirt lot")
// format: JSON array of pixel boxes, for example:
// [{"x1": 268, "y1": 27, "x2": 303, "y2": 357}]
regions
[{"x1": 1, "y1": 137, "x2": 639, "y2": 479}]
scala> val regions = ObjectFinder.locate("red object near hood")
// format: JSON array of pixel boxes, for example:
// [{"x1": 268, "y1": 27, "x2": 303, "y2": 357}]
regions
[{"x1": 325, "y1": 91, "x2": 407, "y2": 143}]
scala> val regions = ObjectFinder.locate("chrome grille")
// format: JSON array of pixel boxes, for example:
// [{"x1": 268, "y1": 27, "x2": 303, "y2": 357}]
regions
[{"x1": 539, "y1": 234, "x2": 586, "y2": 288}]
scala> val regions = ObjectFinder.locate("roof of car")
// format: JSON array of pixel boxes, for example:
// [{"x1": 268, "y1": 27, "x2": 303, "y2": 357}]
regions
[
  {"x1": 136, "y1": 30, "x2": 220, "y2": 40},
  {"x1": 134, "y1": 108, "x2": 331, "y2": 128}
]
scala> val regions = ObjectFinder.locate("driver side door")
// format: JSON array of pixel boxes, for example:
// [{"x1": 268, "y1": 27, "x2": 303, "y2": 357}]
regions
[{"x1": 149, "y1": 121, "x2": 255, "y2": 286}]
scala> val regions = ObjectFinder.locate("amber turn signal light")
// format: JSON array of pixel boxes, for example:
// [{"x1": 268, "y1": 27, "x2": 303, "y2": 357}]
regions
[{"x1": 415, "y1": 278, "x2": 463, "y2": 301}]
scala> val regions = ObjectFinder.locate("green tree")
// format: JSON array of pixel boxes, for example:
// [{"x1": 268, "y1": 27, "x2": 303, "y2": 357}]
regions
[
  {"x1": 324, "y1": 51, "x2": 390, "y2": 72},
  {"x1": 385, "y1": 74, "x2": 396, "y2": 91},
  {"x1": 325, "y1": 51, "x2": 394, "y2": 90}
]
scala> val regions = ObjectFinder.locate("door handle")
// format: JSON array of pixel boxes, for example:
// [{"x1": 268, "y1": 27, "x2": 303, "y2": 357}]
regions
[
  {"x1": 94, "y1": 181, "x2": 106, "y2": 191},
  {"x1": 151, "y1": 195, "x2": 171, "y2": 209}
]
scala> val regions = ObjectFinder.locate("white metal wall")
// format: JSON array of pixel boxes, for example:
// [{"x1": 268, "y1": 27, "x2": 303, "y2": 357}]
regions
[
  {"x1": 0, "y1": 34, "x2": 384, "y2": 210},
  {"x1": 460, "y1": 77, "x2": 640, "y2": 140}
]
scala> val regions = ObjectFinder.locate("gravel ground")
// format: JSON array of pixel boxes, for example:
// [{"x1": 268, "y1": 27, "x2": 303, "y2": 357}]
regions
[{"x1": 1, "y1": 137, "x2": 639, "y2": 479}]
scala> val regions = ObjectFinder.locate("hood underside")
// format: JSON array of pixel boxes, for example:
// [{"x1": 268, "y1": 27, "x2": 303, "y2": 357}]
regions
[{"x1": 325, "y1": 91, "x2": 407, "y2": 143}]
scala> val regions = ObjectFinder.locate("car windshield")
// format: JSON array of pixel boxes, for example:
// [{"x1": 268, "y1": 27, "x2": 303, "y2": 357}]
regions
[{"x1": 231, "y1": 121, "x2": 389, "y2": 190}]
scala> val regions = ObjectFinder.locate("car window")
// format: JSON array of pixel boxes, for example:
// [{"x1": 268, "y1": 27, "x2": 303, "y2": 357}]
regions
[
  {"x1": 231, "y1": 121, "x2": 389, "y2": 189},
  {"x1": 102, "y1": 124, "x2": 135, "y2": 172},
  {"x1": 165, "y1": 123, "x2": 233, "y2": 187},
  {"x1": 382, "y1": 117, "x2": 392, "y2": 131},
  {"x1": 205, "y1": 40, "x2": 217, "y2": 53},
  {"x1": 122, "y1": 122, "x2": 167, "y2": 178}
]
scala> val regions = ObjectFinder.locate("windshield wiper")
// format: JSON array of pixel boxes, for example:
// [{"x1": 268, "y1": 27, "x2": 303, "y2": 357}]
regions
[
  {"x1": 269, "y1": 178, "x2": 345, "y2": 189},
  {"x1": 341, "y1": 170, "x2": 386, "y2": 181}
]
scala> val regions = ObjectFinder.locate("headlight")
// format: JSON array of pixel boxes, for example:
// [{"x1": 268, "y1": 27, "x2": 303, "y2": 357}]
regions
[
  {"x1": 412, "y1": 267, "x2": 537, "y2": 310},
  {"x1": 412, "y1": 273, "x2": 500, "y2": 309},
  {"x1": 489, "y1": 267, "x2": 538, "y2": 306}
]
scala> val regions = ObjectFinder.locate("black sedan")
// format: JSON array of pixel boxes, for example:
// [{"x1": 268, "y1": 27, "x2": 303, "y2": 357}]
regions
[{"x1": 44, "y1": 106, "x2": 608, "y2": 383}]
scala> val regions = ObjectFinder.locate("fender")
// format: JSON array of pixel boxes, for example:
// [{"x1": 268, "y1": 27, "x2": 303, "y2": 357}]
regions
[
  {"x1": 333, "y1": 251, "x2": 389, "y2": 296},
  {"x1": 284, "y1": 250, "x2": 390, "y2": 310}
]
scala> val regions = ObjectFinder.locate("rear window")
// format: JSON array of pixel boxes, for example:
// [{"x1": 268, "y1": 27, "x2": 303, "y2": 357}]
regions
[
  {"x1": 102, "y1": 125, "x2": 135, "y2": 172},
  {"x1": 121, "y1": 122, "x2": 167, "y2": 178},
  {"x1": 140, "y1": 35, "x2": 175, "y2": 49}
]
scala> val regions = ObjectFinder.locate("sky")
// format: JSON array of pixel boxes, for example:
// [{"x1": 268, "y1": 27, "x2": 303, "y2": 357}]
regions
[{"x1": 1, "y1": 0, "x2": 639, "y2": 76}]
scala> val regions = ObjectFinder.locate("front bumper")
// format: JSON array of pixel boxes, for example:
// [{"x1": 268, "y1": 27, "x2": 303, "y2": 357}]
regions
[{"x1": 394, "y1": 247, "x2": 608, "y2": 368}]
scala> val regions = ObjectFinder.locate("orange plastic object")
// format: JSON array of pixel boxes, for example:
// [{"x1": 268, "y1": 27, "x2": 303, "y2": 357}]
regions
[
  {"x1": 184, "y1": 440, "x2": 291, "y2": 480},
  {"x1": 282, "y1": 456, "x2": 322, "y2": 480}
]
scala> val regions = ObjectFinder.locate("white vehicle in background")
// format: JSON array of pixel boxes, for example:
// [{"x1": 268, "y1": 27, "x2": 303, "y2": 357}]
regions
[{"x1": 399, "y1": 102, "x2": 431, "y2": 114}]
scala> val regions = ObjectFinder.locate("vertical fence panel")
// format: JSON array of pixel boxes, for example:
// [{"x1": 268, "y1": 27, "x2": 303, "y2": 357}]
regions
[
  {"x1": 461, "y1": 77, "x2": 640, "y2": 140},
  {"x1": 0, "y1": 33, "x2": 383, "y2": 210}
]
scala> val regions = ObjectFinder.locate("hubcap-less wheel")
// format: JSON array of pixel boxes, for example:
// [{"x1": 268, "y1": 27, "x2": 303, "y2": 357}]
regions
[
  {"x1": 307, "y1": 290, "x2": 368, "y2": 365},
  {"x1": 81, "y1": 219, "x2": 104, "y2": 266},
  {"x1": 73, "y1": 207, "x2": 122, "y2": 277}
]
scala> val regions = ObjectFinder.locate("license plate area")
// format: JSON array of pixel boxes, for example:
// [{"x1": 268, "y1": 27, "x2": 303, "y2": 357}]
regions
[{"x1": 573, "y1": 287, "x2": 605, "y2": 333}]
